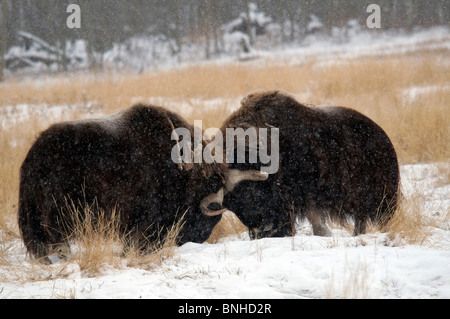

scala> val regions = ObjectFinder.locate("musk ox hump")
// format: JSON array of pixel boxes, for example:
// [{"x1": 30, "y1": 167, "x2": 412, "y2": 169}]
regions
[{"x1": 240, "y1": 89, "x2": 298, "y2": 111}]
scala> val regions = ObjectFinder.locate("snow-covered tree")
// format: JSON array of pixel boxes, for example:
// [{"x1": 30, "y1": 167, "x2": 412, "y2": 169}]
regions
[{"x1": 222, "y1": 2, "x2": 273, "y2": 54}]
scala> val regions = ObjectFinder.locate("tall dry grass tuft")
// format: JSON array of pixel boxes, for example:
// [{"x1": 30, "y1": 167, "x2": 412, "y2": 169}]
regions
[
  {"x1": 61, "y1": 199, "x2": 122, "y2": 276},
  {"x1": 59, "y1": 199, "x2": 189, "y2": 274},
  {"x1": 385, "y1": 195, "x2": 437, "y2": 246},
  {"x1": 124, "y1": 210, "x2": 187, "y2": 270}
]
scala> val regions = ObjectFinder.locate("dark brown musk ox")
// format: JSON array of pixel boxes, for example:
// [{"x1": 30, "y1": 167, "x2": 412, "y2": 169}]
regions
[
  {"x1": 202, "y1": 90, "x2": 400, "y2": 239},
  {"x1": 18, "y1": 104, "x2": 267, "y2": 262}
]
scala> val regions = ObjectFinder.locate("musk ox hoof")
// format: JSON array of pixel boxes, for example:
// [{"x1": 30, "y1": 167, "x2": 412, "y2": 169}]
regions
[
  {"x1": 37, "y1": 256, "x2": 53, "y2": 265},
  {"x1": 352, "y1": 220, "x2": 367, "y2": 236},
  {"x1": 311, "y1": 224, "x2": 332, "y2": 237},
  {"x1": 307, "y1": 213, "x2": 332, "y2": 237},
  {"x1": 45, "y1": 245, "x2": 72, "y2": 264}
]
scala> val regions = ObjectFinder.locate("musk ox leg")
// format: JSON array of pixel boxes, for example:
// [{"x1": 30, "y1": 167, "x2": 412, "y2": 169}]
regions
[
  {"x1": 33, "y1": 241, "x2": 71, "y2": 264},
  {"x1": 353, "y1": 217, "x2": 367, "y2": 236},
  {"x1": 49, "y1": 244, "x2": 71, "y2": 261},
  {"x1": 248, "y1": 223, "x2": 274, "y2": 240},
  {"x1": 18, "y1": 205, "x2": 57, "y2": 263},
  {"x1": 306, "y1": 212, "x2": 332, "y2": 237},
  {"x1": 35, "y1": 244, "x2": 72, "y2": 264}
]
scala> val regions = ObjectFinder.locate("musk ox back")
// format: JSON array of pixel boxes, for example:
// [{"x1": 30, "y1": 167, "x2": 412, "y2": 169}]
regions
[
  {"x1": 18, "y1": 104, "x2": 226, "y2": 261},
  {"x1": 219, "y1": 90, "x2": 400, "y2": 238}
]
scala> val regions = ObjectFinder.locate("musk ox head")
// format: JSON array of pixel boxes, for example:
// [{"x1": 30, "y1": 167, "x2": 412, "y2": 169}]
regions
[
  {"x1": 180, "y1": 163, "x2": 269, "y2": 243},
  {"x1": 218, "y1": 160, "x2": 293, "y2": 240},
  {"x1": 197, "y1": 91, "x2": 289, "y2": 238},
  {"x1": 176, "y1": 161, "x2": 227, "y2": 244}
]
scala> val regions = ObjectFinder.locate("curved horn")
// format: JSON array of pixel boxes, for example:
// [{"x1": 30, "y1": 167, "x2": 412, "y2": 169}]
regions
[
  {"x1": 225, "y1": 169, "x2": 269, "y2": 192},
  {"x1": 200, "y1": 189, "x2": 227, "y2": 217}
]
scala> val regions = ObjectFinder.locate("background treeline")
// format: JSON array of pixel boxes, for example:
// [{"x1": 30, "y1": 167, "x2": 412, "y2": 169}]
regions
[{"x1": 0, "y1": 0, "x2": 448, "y2": 77}]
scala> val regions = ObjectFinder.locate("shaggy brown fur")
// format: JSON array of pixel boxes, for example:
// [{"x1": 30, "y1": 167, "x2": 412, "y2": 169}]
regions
[
  {"x1": 18, "y1": 104, "x2": 225, "y2": 260},
  {"x1": 220, "y1": 90, "x2": 400, "y2": 238}
]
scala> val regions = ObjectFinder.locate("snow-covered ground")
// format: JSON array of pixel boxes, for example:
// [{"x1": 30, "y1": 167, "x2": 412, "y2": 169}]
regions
[{"x1": 0, "y1": 163, "x2": 448, "y2": 299}]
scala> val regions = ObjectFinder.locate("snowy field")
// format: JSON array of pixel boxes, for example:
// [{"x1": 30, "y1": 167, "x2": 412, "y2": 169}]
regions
[
  {"x1": 0, "y1": 28, "x2": 449, "y2": 300},
  {"x1": 0, "y1": 162, "x2": 449, "y2": 299}
]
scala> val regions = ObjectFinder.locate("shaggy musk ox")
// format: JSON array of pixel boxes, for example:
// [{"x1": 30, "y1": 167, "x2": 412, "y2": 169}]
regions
[
  {"x1": 18, "y1": 104, "x2": 266, "y2": 261},
  {"x1": 207, "y1": 90, "x2": 400, "y2": 238}
]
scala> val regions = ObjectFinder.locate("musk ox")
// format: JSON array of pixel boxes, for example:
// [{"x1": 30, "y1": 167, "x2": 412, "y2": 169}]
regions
[
  {"x1": 18, "y1": 104, "x2": 267, "y2": 262},
  {"x1": 203, "y1": 90, "x2": 400, "y2": 239}
]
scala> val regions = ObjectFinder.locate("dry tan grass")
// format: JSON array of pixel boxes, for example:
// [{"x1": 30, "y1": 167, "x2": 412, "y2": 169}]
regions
[
  {"x1": 39, "y1": 200, "x2": 188, "y2": 274},
  {"x1": 385, "y1": 195, "x2": 438, "y2": 246},
  {"x1": 0, "y1": 49, "x2": 448, "y2": 258},
  {"x1": 60, "y1": 201, "x2": 123, "y2": 276},
  {"x1": 124, "y1": 212, "x2": 186, "y2": 270},
  {"x1": 207, "y1": 212, "x2": 248, "y2": 244}
]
